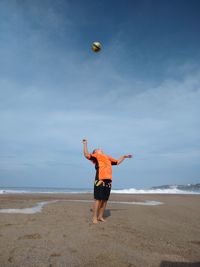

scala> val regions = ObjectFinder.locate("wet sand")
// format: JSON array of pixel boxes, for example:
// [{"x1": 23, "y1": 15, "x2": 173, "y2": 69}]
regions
[{"x1": 0, "y1": 194, "x2": 200, "y2": 267}]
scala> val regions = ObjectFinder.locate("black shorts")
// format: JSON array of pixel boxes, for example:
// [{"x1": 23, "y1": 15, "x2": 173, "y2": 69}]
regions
[{"x1": 94, "y1": 179, "x2": 112, "y2": 201}]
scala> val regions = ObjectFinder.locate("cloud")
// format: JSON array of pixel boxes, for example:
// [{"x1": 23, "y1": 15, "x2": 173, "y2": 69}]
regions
[
  {"x1": 0, "y1": 1, "x2": 200, "y2": 187},
  {"x1": 1, "y1": 64, "x2": 199, "y2": 156}
]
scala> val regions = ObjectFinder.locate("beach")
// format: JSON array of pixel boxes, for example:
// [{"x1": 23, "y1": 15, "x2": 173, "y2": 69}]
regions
[{"x1": 0, "y1": 194, "x2": 200, "y2": 267}]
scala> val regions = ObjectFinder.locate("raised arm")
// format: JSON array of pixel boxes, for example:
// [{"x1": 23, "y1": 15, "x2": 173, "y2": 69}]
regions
[
  {"x1": 117, "y1": 154, "x2": 133, "y2": 165},
  {"x1": 82, "y1": 139, "x2": 91, "y2": 159}
]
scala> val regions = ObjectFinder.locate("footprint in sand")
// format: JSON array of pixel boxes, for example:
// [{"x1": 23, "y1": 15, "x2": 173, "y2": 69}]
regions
[
  {"x1": 50, "y1": 253, "x2": 61, "y2": 257},
  {"x1": 7, "y1": 248, "x2": 16, "y2": 263},
  {"x1": 18, "y1": 233, "x2": 42, "y2": 240},
  {"x1": 8, "y1": 256, "x2": 13, "y2": 263},
  {"x1": 190, "y1": 241, "x2": 200, "y2": 246},
  {"x1": 69, "y1": 248, "x2": 77, "y2": 253},
  {"x1": 4, "y1": 223, "x2": 13, "y2": 227}
]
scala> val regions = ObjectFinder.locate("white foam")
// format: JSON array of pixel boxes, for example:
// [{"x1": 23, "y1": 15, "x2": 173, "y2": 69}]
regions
[
  {"x1": 109, "y1": 200, "x2": 163, "y2": 205},
  {"x1": 0, "y1": 189, "x2": 33, "y2": 194},
  {"x1": 0, "y1": 200, "x2": 58, "y2": 214},
  {"x1": 61, "y1": 199, "x2": 163, "y2": 206},
  {"x1": 111, "y1": 188, "x2": 200, "y2": 194},
  {"x1": 0, "y1": 190, "x2": 75, "y2": 195},
  {"x1": 0, "y1": 199, "x2": 162, "y2": 214}
]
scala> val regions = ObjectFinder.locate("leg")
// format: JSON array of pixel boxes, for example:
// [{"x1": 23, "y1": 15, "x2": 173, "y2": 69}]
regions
[
  {"x1": 98, "y1": 200, "x2": 107, "y2": 222},
  {"x1": 92, "y1": 200, "x2": 100, "y2": 224}
]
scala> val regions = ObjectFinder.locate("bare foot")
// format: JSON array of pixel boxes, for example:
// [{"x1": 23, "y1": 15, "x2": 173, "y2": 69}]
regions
[
  {"x1": 98, "y1": 217, "x2": 106, "y2": 222},
  {"x1": 92, "y1": 218, "x2": 98, "y2": 224}
]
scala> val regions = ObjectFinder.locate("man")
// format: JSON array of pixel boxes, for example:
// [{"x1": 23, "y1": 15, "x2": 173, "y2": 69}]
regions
[{"x1": 82, "y1": 139, "x2": 132, "y2": 224}]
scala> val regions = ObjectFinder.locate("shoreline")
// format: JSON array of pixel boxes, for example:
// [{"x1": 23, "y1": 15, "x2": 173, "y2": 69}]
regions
[
  {"x1": 1, "y1": 185, "x2": 200, "y2": 196},
  {"x1": 0, "y1": 192, "x2": 200, "y2": 206},
  {"x1": 0, "y1": 194, "x2": 200, "y2": 266}
]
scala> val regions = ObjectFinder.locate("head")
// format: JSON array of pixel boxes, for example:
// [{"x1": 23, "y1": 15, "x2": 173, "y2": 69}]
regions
[{"x1": 92, "y1": 148, "x2": 103, "y2": 154}]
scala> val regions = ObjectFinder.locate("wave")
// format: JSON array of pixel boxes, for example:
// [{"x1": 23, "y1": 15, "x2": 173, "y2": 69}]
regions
[
  {"x1": 0, "y1": 184, "x2": 199, "y2": 195},
  {"x1": 0, "y1": 188, "x2": 92, "y2": 194},
  {"x1": 111, "y1": 187, "x2": 200, "y2": 194}
]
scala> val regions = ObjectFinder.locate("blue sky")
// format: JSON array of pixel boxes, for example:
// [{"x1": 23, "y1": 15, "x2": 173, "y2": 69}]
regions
[{"x1": 0, "y1": 0, "x2": 200, "y2": 189}]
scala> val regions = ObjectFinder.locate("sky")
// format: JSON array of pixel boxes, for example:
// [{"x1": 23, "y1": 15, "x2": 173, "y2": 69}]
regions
[{"x1": 0, "y1": 0, "x2": 200, "y2": 189}]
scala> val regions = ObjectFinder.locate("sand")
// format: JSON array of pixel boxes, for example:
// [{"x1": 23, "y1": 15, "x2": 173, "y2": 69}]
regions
[{"x1": 0, "y1": 193, "x2": 200, "y2": 267}]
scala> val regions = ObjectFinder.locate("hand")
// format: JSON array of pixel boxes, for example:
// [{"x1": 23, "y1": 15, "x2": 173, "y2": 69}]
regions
[
  {"x1": 82, "y1": 139, "x2": 87, "y2": 144},
  {"x1": 124, "y1": 154, "x2": 133, "y2": 158}
]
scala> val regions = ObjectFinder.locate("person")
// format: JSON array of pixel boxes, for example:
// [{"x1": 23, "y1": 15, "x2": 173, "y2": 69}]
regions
[{"x1": 82, "y1": 139, "x2": 132, "y2": 224}]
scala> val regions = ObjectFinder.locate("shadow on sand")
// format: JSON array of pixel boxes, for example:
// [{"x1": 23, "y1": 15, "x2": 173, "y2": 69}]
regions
[
  {"x1": 160, "y1": 261, "x2": 200, "y2": 267},
  {"x1": 90, "y1": 208, "x2": 124, "y2": 218},
  {"x1": 104, "y1": 209, "x2": 111, "y2": 218}
]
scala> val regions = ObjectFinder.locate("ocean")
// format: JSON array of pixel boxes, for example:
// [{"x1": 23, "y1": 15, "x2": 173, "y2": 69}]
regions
[{"x1": 0, "y1": 184, "x2": 200, "y2": 194}]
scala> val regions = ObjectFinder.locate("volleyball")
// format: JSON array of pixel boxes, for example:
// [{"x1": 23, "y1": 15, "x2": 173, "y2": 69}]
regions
[{"x1": 92, "y1": 42, "x2": 102, "y2": 52}]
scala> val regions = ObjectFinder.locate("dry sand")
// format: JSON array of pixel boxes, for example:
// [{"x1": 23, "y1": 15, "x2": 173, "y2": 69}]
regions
[{"x1": 0, "y1": 194, "x2": 200, "y2": 267}]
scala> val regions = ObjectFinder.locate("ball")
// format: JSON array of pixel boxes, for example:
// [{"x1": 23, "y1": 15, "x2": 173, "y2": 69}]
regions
[{"x1": 92, "y1": 41, "x2": 102, "y2": 52}]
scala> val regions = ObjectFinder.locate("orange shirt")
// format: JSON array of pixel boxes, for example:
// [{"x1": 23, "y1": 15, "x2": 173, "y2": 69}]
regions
[{"x1": 88, "y1": 153, "x2": 118, "y2": 180}]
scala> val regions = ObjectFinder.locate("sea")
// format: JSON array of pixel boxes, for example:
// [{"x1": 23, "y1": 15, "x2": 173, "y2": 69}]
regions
[{"x1": 0, "y1": 184, "x2": 200, "y2": 195}]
